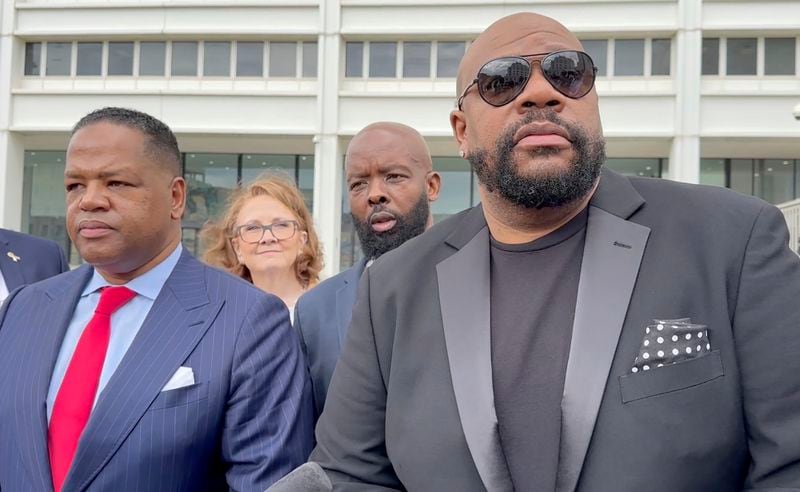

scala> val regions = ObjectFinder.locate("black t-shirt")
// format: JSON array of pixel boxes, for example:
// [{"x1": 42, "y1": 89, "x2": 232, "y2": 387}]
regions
[{"x1": 490, "y1": 208, "x2": 588, "y2": 491}]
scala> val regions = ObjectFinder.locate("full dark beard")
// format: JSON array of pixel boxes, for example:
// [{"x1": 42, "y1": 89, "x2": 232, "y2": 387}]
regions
[
  {"x1": 353, "y1": 193, "x2": 430, "y2": 260},
  {"x1": 469, "y1": 109, "x2": 606, "y2": 209}
]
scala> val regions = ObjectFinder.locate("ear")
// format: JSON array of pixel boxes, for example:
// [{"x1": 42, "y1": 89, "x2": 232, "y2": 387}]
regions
[
  {"x1": 426, "y1": 171, "x2": 442, "y2": 203},
  {"x1": 300, "y1": 230, "x2": 308, "y2": 245},
  {"x1": 170, "y1": 176, "x2": 187, "y2": 220},
  {"x1": 450, "y1": 110, "x2": 469, "y2": 158}
]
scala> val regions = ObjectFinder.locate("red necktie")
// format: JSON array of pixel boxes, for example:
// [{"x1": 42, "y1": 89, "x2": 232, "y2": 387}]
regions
[{"x1": 48, "y1": 286, "x2": 136, "y2": 492}]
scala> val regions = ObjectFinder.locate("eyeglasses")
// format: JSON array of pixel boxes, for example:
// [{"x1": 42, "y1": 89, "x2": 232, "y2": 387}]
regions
[
  {"x1": 233, "y1": 220, "x2": 299, "y2": 244},
  {"x1": 457, "y1": 50, "x2": 597, "y2": 111}
]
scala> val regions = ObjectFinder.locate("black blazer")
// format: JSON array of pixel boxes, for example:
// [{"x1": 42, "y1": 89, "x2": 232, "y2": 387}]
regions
[
  {"x1": 0, "y1": 228, "x2": 68, "y2": 292},
  {"x1": 311, "y1": 169, "x2": 800, "y2": 491}
]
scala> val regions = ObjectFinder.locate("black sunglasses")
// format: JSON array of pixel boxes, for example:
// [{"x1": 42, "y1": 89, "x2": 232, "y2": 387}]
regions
[{"x1": 457, "y1": 50, "x2": 597, "y2": 110}]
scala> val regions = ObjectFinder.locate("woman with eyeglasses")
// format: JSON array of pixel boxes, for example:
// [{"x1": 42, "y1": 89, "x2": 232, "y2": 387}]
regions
[{"x1": 201, "y1": 174, "x2": 323, "y2": 321}]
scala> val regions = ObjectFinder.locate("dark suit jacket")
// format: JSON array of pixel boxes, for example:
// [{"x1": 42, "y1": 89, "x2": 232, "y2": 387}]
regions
[
  {"x1": 311, "y1": 169, "x2": 800, "y2": 491},
  {"x1": 0, "y1": 229, "x2": 68, "y2": 291},
  {"x1": 0, "y1": 250, "x2": 315, "y2": 491},
  {"x1": 294, "y1": 258, "x2": 368, "y2": 418}
]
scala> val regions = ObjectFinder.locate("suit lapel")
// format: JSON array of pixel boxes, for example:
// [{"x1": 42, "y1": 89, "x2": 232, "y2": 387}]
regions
[
  {"x1": 335, "y1": 258, "x2": 366, "y2": 346},
  {"x1": 436, "y1": 207, "x2": 513, "y2": 492},
  {"x1": 0, "y1": 233, "x2": 27, "y2": 291},
  {"x1": 63, "y1": 253, "x2": 221, "y2": 491},
  {"x1": 556, "y1": 171, "x2": 650, "y2": 492},
  {"x1": 20, "y1": 266, "x2": 93, "y2": 491}
]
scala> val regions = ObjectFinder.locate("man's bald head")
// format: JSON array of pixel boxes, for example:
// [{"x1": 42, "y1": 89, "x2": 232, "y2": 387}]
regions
[
  {"x1": 345, "y1": 121, "x2": 441, "y2": 259},
  {"x1": 346, "y1": 122, "x2": 433, "y2": 173},
  {"x1": 457, "y1": 13, "x2": 583, "y2": 96}
]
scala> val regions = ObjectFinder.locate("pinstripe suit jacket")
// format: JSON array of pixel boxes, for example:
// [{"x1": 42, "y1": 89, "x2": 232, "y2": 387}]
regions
[{"x1": 0, "y1": 250, "x2": 315, "y2": 491}]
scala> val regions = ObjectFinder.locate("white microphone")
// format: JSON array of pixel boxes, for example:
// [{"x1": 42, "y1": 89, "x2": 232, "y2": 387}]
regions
[{"x1": 266, "y1": 462, "x2": 333, "y2": 492}]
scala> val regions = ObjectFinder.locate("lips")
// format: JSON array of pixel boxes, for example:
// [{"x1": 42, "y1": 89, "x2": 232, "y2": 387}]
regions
[
  {"x1": 369, "y1": 210, "x2": 397, "y2": 233},
  {"x1": 77, "y1": 219, "x2": 114, "y2": 239},
  {"x1": 513, "y1": 122, "x2": 572, "y2": 150}
]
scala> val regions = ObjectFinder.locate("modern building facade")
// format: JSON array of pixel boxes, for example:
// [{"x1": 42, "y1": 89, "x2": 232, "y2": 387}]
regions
[{"x1": 1, "y1": 0, "x2": 799, "y2": 274}]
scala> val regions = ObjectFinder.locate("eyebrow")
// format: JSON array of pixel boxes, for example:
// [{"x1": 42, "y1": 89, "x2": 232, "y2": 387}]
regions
[{"x1": 64, "y1": 169, "x2": 129, "y2": 179}]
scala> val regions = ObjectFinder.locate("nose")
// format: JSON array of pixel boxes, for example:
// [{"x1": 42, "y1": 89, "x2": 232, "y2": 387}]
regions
[
  {"x1": 79, "y1": 182, "x2": 111, "y2": 212},
  {"x1": 260, "y1": 228, "x2": 279, "y2": 244},
  {"x1": 512, "y1": 62, "x2": 566, "y2": 113},
  {"x1": 367, "y1": 180, "x2": 389, "y2": 206}
]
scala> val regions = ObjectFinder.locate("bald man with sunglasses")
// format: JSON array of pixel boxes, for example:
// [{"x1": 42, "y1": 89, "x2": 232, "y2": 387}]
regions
[{"x1": 309, "y1": 13, "x2": 800, "y2": 492}]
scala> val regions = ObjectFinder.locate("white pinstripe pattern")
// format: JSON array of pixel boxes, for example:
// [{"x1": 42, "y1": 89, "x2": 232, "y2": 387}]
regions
[{"x1": 0, "y1": 251, "x2": 315, "y2": 491}]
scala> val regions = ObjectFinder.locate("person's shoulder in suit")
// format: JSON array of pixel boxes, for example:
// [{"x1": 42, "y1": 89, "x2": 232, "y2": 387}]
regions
[
  {"x1": 0, "y1": 228, "x2": 69, "y2": 278},
  {"x1": 297, "y1": 267, "x2": 351, "y2": 309}
]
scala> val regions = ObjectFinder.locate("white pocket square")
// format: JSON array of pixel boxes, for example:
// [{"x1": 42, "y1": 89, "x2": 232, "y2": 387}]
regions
[{"x1": 161, "y1": 366, "x2": 195, "y2": 392}]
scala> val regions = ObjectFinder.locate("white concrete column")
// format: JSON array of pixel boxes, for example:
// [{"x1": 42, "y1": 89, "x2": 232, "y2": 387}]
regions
[
  {"x1": 669, "y1": 0, "x2": 702, "y2": 183},
  {"x1": 313, "y1": 0, "x2": 343, "y2": 277},
  {"x1": 0, "y1": 0, "x2": 23, "y2": 229}
]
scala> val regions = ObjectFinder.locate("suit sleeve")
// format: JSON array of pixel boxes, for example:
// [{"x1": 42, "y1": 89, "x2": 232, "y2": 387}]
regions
[
  {"x1": 221, "y1": 294, "x2": 315, "y2": 491},
  {"x1": 310, "y1": 269, "x2": 403, "y2": 491},
  {"x1": 735, "y1": 204, "x2": 800, "y2": 489}
]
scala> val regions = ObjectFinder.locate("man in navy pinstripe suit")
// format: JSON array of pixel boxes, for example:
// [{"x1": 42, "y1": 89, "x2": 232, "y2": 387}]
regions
[{"x1": 0, "y1": 107, "x2": 314, "y2": 491}]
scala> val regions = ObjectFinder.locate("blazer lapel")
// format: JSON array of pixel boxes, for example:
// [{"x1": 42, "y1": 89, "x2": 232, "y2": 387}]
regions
[
  {"x1": 436, "y1": 206, "x2": 513, "y2": 492},
  {"x1": 335, "y1": 258, "x2": 366, "y2": 347},
  {"x1": 0, "y1": 233, "x2": 27, "y2": 291},
  {"x1": 62, "y1": 253, "x2": 221, "y2": 491},
  {"x1": 20, "y1": 266, "x2": 93, "y2": 491},
  {"x1": 556, "y1": 170, "x2": 650, "y2": 492}
]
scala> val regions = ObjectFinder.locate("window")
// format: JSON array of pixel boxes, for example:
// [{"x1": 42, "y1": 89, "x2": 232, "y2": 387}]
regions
[
  {"x1": 345, "y1": 42, "x2": 364, "y2": 77},
  {"x1": 755, "y1": 159, "x2": 794, "y2": 204},
  {"x1": 431, "y1": 157, "x2": 473, "y2": 222},
  {"x1": 24, "y1": 43, "x2": 41, "y2": 76},
  {"x1": 269, "y1": 42, "x2": 297, "y2": 77},
  {"x1": 436, "y1": 42, "x2": 465, "y2": 77},
  {"x1": 23, "y1": 151, "x2": 73, "y2": 262},
  {"x1": 765, "y1": 38, "x2": 796, "y2": 75},
  {"x1": 614, "y1": 39, "x2": 644, "y2": 76},
  {"x1": 107, "y1": 42, "x2": 133, "y2": 76},
  {"x1": 46, "y1": 42, "x2": 71, "y2": 76},
  {"x1": 651, "y1": 38, "x2": 671, "y2": 76},
  {"x1": 139, "y1": 42, "x2": 166, "y2": 76},
  {"x1": 700, "y1": 159, "x2": 726, "y2": 187},
  {"x1": 203, "y1": 42, "x2": 231, "y2": 76},
  {"x1": 76, "y1": 42, "x2": 102, "y2": 76},
  {"x1": 302, "y1": 42, "x2": 318, "y2": 77},
  {"x1": 582, "y1": 40, "x2": 607, "y2": 76},
  {"x1": 403, "y1": 42, "x2": 431, "y2": 78},
  {"x1": 369, "y1": 42, "x2": 397, "y2": 78},
  {"x1": 171, "y1": 41, "x2": 199, "y2": 76},
  {"x1": 236, "y1": 42, "x2": 264, "y2": 77},
  {"x1": 605, "y1": 158, "x2": 663, "y2": 178},
  {"x1": 702, "y1": 38, "x2": 720, "y2": 75},
  {"x1": 726, "y1": 38, "x2": 757, "y2": 75},
  {"x1": 700, "y1": 159, "x2": 799, "y2": 205}
]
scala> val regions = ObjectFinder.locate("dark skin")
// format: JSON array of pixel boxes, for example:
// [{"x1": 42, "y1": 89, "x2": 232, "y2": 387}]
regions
[
  {"x1": 450, "y1": 13, "x2": 602, "y2": 244},
  {"x1": 346, "y1": 122, "x2": 441, "y2": 232},
  {"x1": 65, "y1": 122, "x2": 186, "y2": 284}
]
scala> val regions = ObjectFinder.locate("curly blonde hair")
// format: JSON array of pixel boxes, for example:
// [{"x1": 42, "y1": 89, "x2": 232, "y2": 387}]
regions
[{"x1": 201, "y1": 174, "x2": 323, "y2": 287}]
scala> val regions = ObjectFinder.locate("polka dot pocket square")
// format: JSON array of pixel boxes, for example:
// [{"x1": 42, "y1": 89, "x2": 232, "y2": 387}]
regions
[{"x1": 631, "y1": 319, "x2": 710, "y2": 373}]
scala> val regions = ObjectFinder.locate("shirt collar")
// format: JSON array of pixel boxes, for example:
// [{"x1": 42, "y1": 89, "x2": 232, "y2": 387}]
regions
[{"x1": 82, "y1": 244, "x2": 183, "y2": 300}]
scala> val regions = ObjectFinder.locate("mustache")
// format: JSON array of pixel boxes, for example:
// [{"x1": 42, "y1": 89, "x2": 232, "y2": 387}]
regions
[{"x1": 367, "y1": 205, "x2": 397, "y2": 221}]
